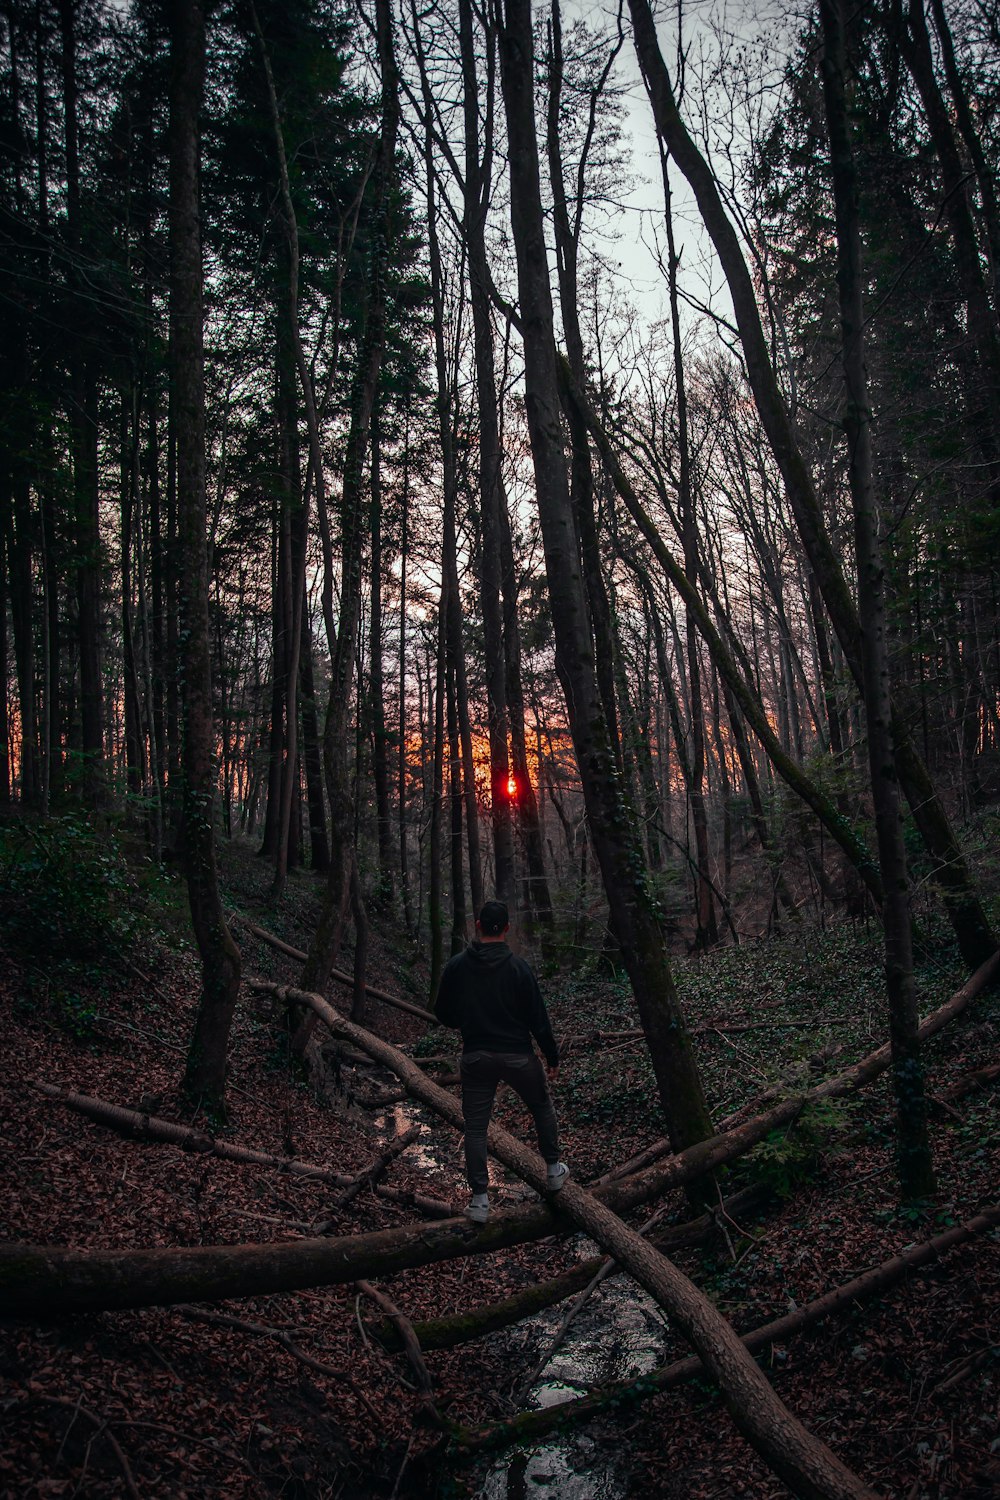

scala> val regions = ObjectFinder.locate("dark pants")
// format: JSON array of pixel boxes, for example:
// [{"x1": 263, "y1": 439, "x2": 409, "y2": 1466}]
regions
[{"x1": 460, "y1": 1049, "x2": 560, "y2": 1193}]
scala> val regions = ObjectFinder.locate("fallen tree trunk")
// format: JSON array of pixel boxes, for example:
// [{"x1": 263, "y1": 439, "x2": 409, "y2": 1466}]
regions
[
  {"x1": 33, "y1": 1084, "x2": 359, "y2": 1182},
  {"x1": 35, "y1": 1085, "x2": 455, "y2": 1219},
  {"x1": 329, "y1": 1124, "x2": 419, "y2": 1214},
  {"x1": 454, "y1": 1202, "x2": 1000, "y2": 1452},
  {"x1": 593, "y1": 948, "x2": 1000, "y2": 1187},
  {"x1": 354, "y1": 1074, "x2": 460, "y2": 1109},
  {"x1": 8, "y1": 954, "x2": 996, "y2": 1320},
  {"x1": 356, "y1": 1280, "x2": 437, "y2": 1408},
  {"x1": 278, "y1": 984, "x2": 876, "y2": 1496},
  {"x1": 15, "y1": 986, "x2": 877, "y2": 1495},
  {"x1": 517, "y1": 1179, "x2": 877, "y2": 1496},
  {"x1": 235, "y1": 917, "x2": 435, "y2": 1023},
  {"x1": 373, "y1": 1185, "x2": 769, "y2": 1352},
  {"x1": 940, "y1": 1059, "x2": 1000, "y2": 1102}
]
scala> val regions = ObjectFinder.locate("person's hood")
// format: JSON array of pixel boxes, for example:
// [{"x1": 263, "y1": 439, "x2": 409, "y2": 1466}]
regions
[{"x1": 466, "y1": 940, "x2": 513, "y2": 968}]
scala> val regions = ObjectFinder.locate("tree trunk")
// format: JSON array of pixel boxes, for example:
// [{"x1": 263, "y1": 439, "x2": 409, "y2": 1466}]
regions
[
  {"x1": 250, "y1": 5, "x2": 316, "y2": 904},
  {"x1": 369, "y1": 402, "x2": 394, "y2": 901},
  {"x1": 301, "y1": 0, "x2": 398, "y2": 996},
  {"x1": 6, "y1": 420, "x2": 38, "y2": 807},
  {"x1": 497, "y1": 0, "x2": 712, "y2": 1156},
  {"x1": 169, "y1": 0, "x2": 242, "y2": 1110},
  {"x1": 447, "y1": 653, "x2": 467, "y2": 953},
  {"x1": 398, "y1": 433, "x2": 415, "y2": 935},
  {"x1": 428, "y1": 585, "x2": 447, "y2": 1000},
  {"x1": 457, "y1": 0, "x2": 515, "y2": 908},
  {"x1": 819, "y1": 0, "x2": 935, "y2": 1200},
  {"x1": 59, "y1": 0, "x2": 104, "y2": 809},
  {"x1": 418, "y1": 86, "x2": 480, "y2": 930},
  {"x1": 900, "y1": 0, "x2": 1000, "y2": 478},
  {"x1": 927, "y1": 0, "x2": 1000, "y2": 301},
  {"x1": 661, "y1": 149, "x2": 718, "y2": 947},
  {"x1": 458, "y1": 1203, "x2": 1000, "y2": 1454},
  {"x1": 120, "y1": 388, "x2": 145, "y2": 798},
  {"x1": 296, "y1": 604, "x2": 328, "y2": 871},
  {"x1": 0, "y1": 484, "x2": 11, "y2": 803}
]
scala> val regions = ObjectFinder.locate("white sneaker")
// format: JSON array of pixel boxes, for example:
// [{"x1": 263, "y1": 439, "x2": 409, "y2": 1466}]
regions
[
  {"x1": 546, "y1": 1161, "x2": 569, "y2": 1191},
  {"x1": 465, "y1": 1193, "x2": 490, "y2": 1224}
]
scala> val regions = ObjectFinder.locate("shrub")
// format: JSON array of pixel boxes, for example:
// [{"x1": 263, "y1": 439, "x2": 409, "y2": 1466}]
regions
[{"x1": 0, "y1": 815, "x2": 148, "y2": 968}]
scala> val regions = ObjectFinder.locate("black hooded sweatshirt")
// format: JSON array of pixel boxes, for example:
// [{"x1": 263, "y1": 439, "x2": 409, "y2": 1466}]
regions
[{"x1": 433, "y1": 941, "x2": 559, "y2": 1067}]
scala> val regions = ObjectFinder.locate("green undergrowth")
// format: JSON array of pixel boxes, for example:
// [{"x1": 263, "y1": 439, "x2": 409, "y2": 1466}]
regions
[
  {"x1": 0, "y1": 813, "x2": 189, "y2": 1043},
  {"x1": 541, "y1": 919, "x2": 972, "y2": 1179}
]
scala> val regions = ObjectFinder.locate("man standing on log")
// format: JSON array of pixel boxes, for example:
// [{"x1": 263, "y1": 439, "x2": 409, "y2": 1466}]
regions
[{"x1": 434, "y1": 899, "x2": 568, "y2": 1222}]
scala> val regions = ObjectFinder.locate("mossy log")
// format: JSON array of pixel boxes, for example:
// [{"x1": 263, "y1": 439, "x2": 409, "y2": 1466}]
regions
[{"x1": 593, "y1": 948, "x2": 1000, "y2": 1188}]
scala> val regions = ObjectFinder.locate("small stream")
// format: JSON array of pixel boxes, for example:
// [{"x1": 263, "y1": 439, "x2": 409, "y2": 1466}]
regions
[
  {"x1": 372, "y1": 1092, "x2": 673, "y2": 1499},
  {"x1": 474, "y1": 1263, "x2": 670, "y2": 1499}
]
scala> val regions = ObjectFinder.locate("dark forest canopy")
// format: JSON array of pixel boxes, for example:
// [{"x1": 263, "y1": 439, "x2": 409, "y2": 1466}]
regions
[
  {"x1": 2, "y1": 0, "x2": 1000, "y2": 1494},
  {"x1": 2, "y1": 0, "x2": 1000, "y2": 1115}
]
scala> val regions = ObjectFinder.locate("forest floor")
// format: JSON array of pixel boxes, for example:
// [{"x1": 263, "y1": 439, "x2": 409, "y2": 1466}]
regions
[{"x1": 2, "y1": 830, "x2": 999, "y2": 1499}]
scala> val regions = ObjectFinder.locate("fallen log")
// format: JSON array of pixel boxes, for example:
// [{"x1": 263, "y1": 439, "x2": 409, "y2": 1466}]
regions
[
  {"x1": 373, "y1": 1185, "x2": 769, "y2": 1352},
  {"x1": 328, "y1": 1125, "x2": 420, "y2": 1215},
  {"x1": 509, "y1": 1176, "x2": 876, "y2": 1495},
  {"x1": 35, "y1": 1084, "x2": 456, "y2": 1220},
  {"x1": 234, "y1": 917, "x2": 435, "y2": 1024},
  {"x1": 940, "y1": 1059, "x2": 1000, "y2": 1103},
  {"x1": 368, "y1": 1185, "x2": 456, "y2": 1218},
  {"x1": 33, "y1": 1084, "x2": 359, "y2": 1182},
  {"x1": 592, "y1": 948, "x2": 1000, "y2": 1188},
  {"x1": 274, "y1": 983, "x2": 876, "y2": 1499},
  {"x1": 0, "y1": 1099, "x2": 805, "y2": 1319},
  {"x1": 356, "y1": 1280, "x2": 437, "y2": 1410},
  {"x1": 10, "y1": 953, "x2": 997, "y2": 1322},
  {"x1": 453, "y1": 1202, "x2": 1000, "y2": 1453},
  {"x1": 354, "y1": 1074, "x2": 460, "y2": 1109}
]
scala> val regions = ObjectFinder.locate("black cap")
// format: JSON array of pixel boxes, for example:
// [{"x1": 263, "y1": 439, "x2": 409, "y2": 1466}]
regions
[{"x1": 478, "y1": 899, "x2": 509, "y2": 936}]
